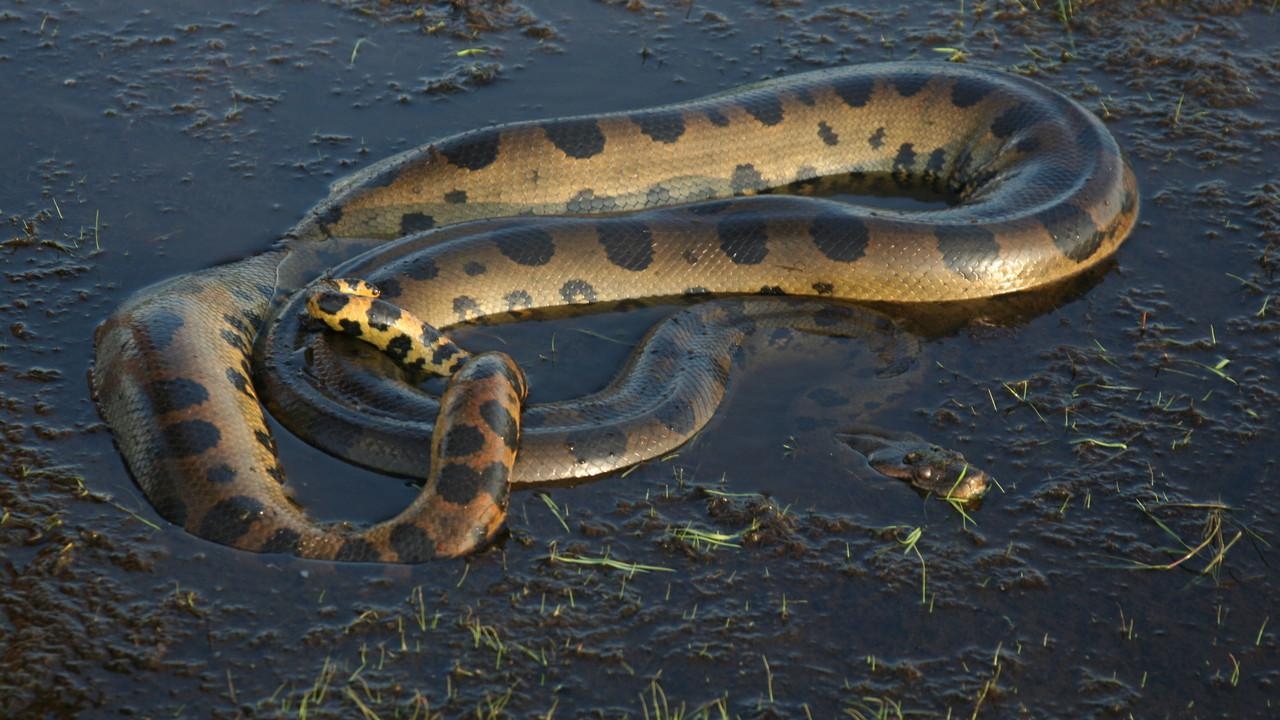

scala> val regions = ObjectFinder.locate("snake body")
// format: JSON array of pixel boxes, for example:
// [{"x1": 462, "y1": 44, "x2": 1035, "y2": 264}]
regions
[{"x1": 92, "y1": 63, "x2": 1138, "y2": 562}]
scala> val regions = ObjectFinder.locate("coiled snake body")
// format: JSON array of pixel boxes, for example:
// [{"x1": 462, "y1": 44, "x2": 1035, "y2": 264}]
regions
[{"x1": 92, "y1": 63, "x2": 1138, "y2": 562}]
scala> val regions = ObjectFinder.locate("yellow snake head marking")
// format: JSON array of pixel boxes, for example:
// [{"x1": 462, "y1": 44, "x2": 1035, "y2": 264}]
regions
[{"x1": 838, "y1": 430, "x2": 991, "y2": 503}]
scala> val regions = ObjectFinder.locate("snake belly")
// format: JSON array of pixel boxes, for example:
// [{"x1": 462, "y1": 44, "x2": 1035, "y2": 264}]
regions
[{"x1": 91, "y1": 62, "x2": 1138, "y2": 562}]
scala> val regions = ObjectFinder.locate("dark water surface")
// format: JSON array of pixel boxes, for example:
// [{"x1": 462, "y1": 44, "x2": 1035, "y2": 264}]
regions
[{"x1": 2, "y1": 1, "x2": 1277, "y2": 717}]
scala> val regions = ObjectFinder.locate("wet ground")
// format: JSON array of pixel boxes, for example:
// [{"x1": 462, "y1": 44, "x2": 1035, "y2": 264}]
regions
[{"x1": 2, "y1": 1, "x2": 1278, "y2": 717}]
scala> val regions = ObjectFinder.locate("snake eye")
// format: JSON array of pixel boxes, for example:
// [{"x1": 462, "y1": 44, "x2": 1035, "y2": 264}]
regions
[{"x1": 919, "y1": 466, "x2": 934, "y2": 481}]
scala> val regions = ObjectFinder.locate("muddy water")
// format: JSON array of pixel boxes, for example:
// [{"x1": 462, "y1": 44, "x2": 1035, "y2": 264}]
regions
[{"x1": 2, "y1": 1, "x2": 1277, "y2": 717}]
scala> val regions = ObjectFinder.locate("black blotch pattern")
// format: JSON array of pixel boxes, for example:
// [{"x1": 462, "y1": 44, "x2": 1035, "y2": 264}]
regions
[
  {"x1": 442, "y1": 423, "x2": 486, "y2": 458},
  {"x1": 453, "y1": 296, "x2": 482, "y2": 319},
  {"x1": 892, "y1": 73, "x2": 930, "y2": 97},
  {"x1": 314, "y1": 292, "x2": 351, "y2": 316},
  {"x1": 365, "y1": 300, "x2": 402, "y2": 332},
  {"x1": 220, "y1": 328, "x2": 248, "y2": 353},
  {"x1": 436, "y1": 462, "x2": 484, "y2": 504},
  {"x1": 164, "y1": 419, "x2": 221, "y2": 458},
  {"x1": 464, "y1": 261, "x2": 487, "y2": 276},
  {"x1": 758, "y1": 286, "x2": 786, "y2": 295},
  {"x1": 811, "y1": 212, "x2": 869, "y2": 262},
  {"x1": 950, "y1": 76, "x2": 992, "y2": 108},
  {"x1": 377, "y1": 277, "x2": 403, "y2": 299},
  {"x1": 835, "y1": 77, "x2": 875, "y2": 107},
  {"x1": 495, "y1": 226, "x2": 555, "y2": 266},
  {"x1": 504, "y1": 290, "x2": 533, "y2": 310},
  {"x1": 260, "y1": 528, "x2": 301, "y2": 554},
  {"x1": 401, "y1": 213, "x2": 435, "y2": 234},
  {"x1": 254, "y1": 429, "x2": 276, "y2": 455},
  {"x1": 893, "y1": 143, "x2": 917, "y2": 180},
  {"x1": 935, "y1": 225, "x2": 1000, "y2": 280},
  {"x1": 717, "y1": 216, "x2": 770, "y2": 265},
  {"x1": 683, "y1": 286, "x2": 709, "y2": 296},
  {"x1": 730, "y1": 164, "x2": 764, "y2": 195},
  {"x1": 206, "y1": 464, "x2": 237, "y2": 484},
  {"x1": 560, "y1": 279, "x2": 598, "y2": 303},
  {"x1": 566, "y1": 427, "x2": 628, "y2": 465},
  {"x1": 149, "y1": 378, "x2": 210, "y2": 414},
  {"x1": 1039, "y1": 204, "x2": 1103, "y2": 262},
  {"x1": 597, "y1": 220, "x2": 654, "y2": 271},
  {"x1": 439, "y1": 132, "x2": 500, "y2": 171},
  {"x1": 389, "y1": 523, "x2": 435, "y2": 561},
  {"x1": 385, "y1": 334, "x2": 413, "y2": 364},
  {"x1": 479, "y1": 398, "x2": 519, "y2": 450},
  {"x1": 990, "y1": 102, "x2": 1039, "y2": 139},
  {"x1": 812, "y1": 281, "x2": 835, "y2": 296},
  {"x1": 817, "y1": 121, "x2": 839, "y2": 146},
  {"x1": 543, "y1": 119, "x2": 606, "y2": 159},
  {"x1": 868, "y1": 127, "x2": 886, "y2": 150},
  {"x1": 431, "y1": 342, "x2": 463, "y2": 371},
  {"x1": 314, "y1": 205, "x2": 343, "y2": 232},
  {"x1": 632, "y1": 111, "x2": 686, "y2": 143},
  {"x1": 444, "y1": 190, "x2": 468, "y2": 204},
  {"x1": 705, "y1": 107, "x2": 731, "y2": 127},
  {"x1": 335, "y1": 538, "x2": 380, "y2": 562},
  {"x1": 795, "y1": 88, "x2": 816, "y2": 107},
  {"x1": 198, "y1": 495, "x2": 264, "y2": 545},
  {"x1": 925, "y1": 148, "x2": 948, "y2": 174},
  {"x1": 406, "y1": 258, "x2": 439, "y2": 281},
  {"x1": 745, "y1": 96, "x2": 784, "y2": 126},
  {"x1": 226, "y1": 367, "x2": 252, "y2": 396}
]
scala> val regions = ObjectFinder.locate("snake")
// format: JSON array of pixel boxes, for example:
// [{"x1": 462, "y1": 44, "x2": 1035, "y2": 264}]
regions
[{"x1": 91, "y1": 62, "x2": 1138, "y2": 563}]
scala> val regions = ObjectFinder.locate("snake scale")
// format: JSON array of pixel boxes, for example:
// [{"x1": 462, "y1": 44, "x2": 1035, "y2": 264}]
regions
[{"x1": 92, "y1": 62, "x2": 1138, "y2": 562}]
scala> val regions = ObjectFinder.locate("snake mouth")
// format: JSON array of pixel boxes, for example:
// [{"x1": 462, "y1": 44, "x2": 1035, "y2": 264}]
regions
[{"x1": 838, "y1": 431, "x2": 992, "y2": 504}]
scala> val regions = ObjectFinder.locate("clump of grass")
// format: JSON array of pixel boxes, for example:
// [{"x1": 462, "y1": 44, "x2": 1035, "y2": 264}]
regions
[{"x1": 1127, "y1": 500, "x2": 1268, "y2": 580}]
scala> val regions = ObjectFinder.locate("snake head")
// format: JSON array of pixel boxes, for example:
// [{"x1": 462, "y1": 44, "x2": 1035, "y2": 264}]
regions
[{"x1": 839, "y1": 430, "x2": 991, "y2": 503}]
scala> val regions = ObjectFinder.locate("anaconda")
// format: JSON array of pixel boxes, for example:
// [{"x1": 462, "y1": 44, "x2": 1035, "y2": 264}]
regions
[{"x1": 91, "y1": 62, "x2": 1138, "y2": 562}]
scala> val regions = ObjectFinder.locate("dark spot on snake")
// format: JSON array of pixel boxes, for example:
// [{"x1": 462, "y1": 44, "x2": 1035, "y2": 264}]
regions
[
  {"x1": 453, "y1": 296, "x2": 482, "y2": 320},
  {"x1": 337, "y1": 318, "x2": 363, "y2": 336},
  {"x1": 560, "y1": 279, "x2": 598, "y2": 303},
  {"x1": 892, "y1": 72, "x2": 930, "y2": 97},
  {"x1": 868, "y1": 126, "x2": 886, "y2": 150},
  {"x1": 835, "y1": 76, "x2": 875, "y2": 107},
  {"x1": 444, "y1": 189, "x2": 468, "y2": 204},
  {"x1": 795, "y1": 88, "x2": 816, "y2": 106},
  {"x1": 439, "y1": 131, "x2": 500, "y2": 171},
  {"x1": 950, "y1": 76, "x2": 991, "y2": 108},
  {"x1": 266, "y1": 464, "x2": 286, "y2": 486},
  {"x1": 504, "y1": 290, "x2": 533, "y2": 311},
  {"x1": 990, "y1": 102, "x2": 1040, "y2": 139},
  {"x1": 149, "y1": 378, "x2": 210, "y2": 414},
  {"x1": 717, "y1": 215, "x2": 770, "y2": 265},
  {"x1": 220, "y1": 328, "x2": 248, "y2": 353},
  {"x1": 226, "y1": 367, "x2": 252, "y2": 397},
  {"x1": 935, "y1": 225, "x2": 1000, "y2": 281},
  {"x1": 543, "y1": 118, "x2": 606, "y2": 159},
  {"x1": 207, "y1": 464, "x2": 237, "y2": 484},
  {"x1": 894, "y1": 143, "x2": 917, "y2": 172},
  {"x1": 758, "y1": 286, "x2": 786, "y2": 295},
  {"x1": 313, "y1": 205, "x2": 343, "y2": 233},
  {"x1": 812, "y1": 281, "x2": 835, "y2": 296},
  {"x1": 632, "y1": 110, "x2": 686, "y2": 143},
  {"x1": 811, "y1": 212, "x2": 869, "y2": 263},
  {"x1": 730, "y1": 164, "x2": 764, "y2": 195},
  {"x1": 406, "y1": 257, "x2": 439, "y2": 281},
  {"x1": 817, "y1": 121, "x2": 839, "y2": 146},
  {"x1": 254, "y1": 429, "x2": 277, "y2": 455},
  {"x1": 366, "y1": 300, "x2": 403, "y2": 331},
  {"x1": 654, "y1": 400, "x2": 698, "y2": 435},
  {"x1": 384, "y1": 334, "x2": 413, "y2": 364},
  {"x1": 1039, "y1": 203, "x2": 1104, "y2": 262},
  {"x1": 431, "y1": 342, "x2": 464, "y2": 372},
  {"x1": 480, "y1": 399, "x2": 519, "y2": 451},
  {"x1": 198, "y1": 496, "x2": 263, "y2": 545},
  {"x1": 334, "y1": 538, "x2": 380, "y2": 562},
  {"x1": 164, "y1": 419, "x2": 221, "y2": 458},
  {"x1": 683, "y1": 286, "x2": 709, "y2": 296},
  {"x1": 442, "y1": 423, "x2": 486, "y2": 458},
  {"x1": 377, "y1": 277, "x2": 403, "y2": 299},
  {"x1": 745, "y1": 96, "x2": 784, "y2": 126},
  {"x1": 464, "y1": 261, "x2": 487, "y2": 276},
  {"x1": 400, "y1": 213, "x2": 435, "y2": 234},
  {"x1": 260, "y1": 528, "x2": 301, "y2": 554},
  {"x1": 566, "y1": 427, "x2": 628, "y2": 466},
  {"x1": 705, "y1": 107, "x2": 731, "y2": 127},
  {"x1": 567, "y1": 188, "x2": 618, "y2": 213},
  {"x1": 597, "y1": 220, "x2": 654, "y2": 271},
  {"x1": 495, "y1": 226, "x2": 555, "y2": 266},
  {"x1": 435, "y1": 462, "x2": 485, "y2": 504},
  {"x1": 926, "y1": 148, "x2": 947, "y2": 173},
  {"x1": 313, "y1": 291, "x2": 351, "y2": 316},
  {"x1": 389, "y1": 523, "x2": 435, "y2": 561}
]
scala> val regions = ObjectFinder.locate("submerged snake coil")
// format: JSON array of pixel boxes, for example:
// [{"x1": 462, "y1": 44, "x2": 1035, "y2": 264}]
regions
[{"x1": 92, "y1": 63, "x2": 1138, "y2": 562}]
